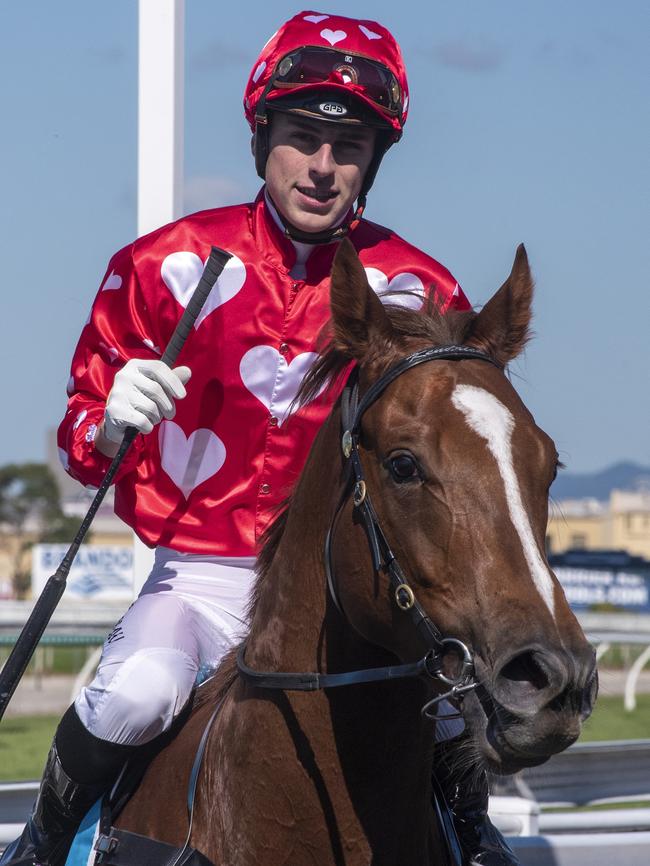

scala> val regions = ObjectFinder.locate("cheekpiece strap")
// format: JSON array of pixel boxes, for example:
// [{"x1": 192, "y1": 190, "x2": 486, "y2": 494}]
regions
[{"x1": 335, "y1": 345, "x2": 497, "y2": 651}]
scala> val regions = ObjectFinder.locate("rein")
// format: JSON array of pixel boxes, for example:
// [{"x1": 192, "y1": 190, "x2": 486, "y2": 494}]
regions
[{"x1": 237, "y1": 345, "x2": 500, "y2": 718}]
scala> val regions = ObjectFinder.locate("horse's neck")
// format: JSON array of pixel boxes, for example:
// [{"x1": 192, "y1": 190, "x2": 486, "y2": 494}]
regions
[
  {"x1": 246, "y1": 410, "x2": 343, "y2": 671},
  {"x1": 246, "y1": 406, "x2": 429, "y2": 689},
  {"x1": 243, "y1": 410, "x2": 436, "y2": 860}
]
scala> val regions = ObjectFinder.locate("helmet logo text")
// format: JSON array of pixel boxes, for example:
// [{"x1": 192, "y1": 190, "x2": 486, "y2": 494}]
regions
[{"x1": 319, "y1": 102, "x2": 348, "y2": 117}]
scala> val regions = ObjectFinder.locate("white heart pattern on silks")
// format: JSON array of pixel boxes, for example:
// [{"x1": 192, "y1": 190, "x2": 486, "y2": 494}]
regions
[
  {"x1": 72, "y1": 410, "x2": 87, "y2": 431},
  {"x1": 67, "y1": 375, "x2": 75, "y2": 395},
  {"x1": 240, "y1": 346, "x2": 325, "y2": 427},
  {"x1": 252, "y1": 61, "x2": 266, "y2": 83},
  {"x1": 99, "y1": 342, "x2": 120, "y2": 363},
  {"x1": 304, "y1": 14, "x2": 328, "y2": 23},
  {"x1": 101, "y1": 270, "x2": 122, "y2": 291},
  {"x1": 359, "y1": 25, "x2": 382, "y2": 40},
  {"x1": 161, "y1": 251, "x2": 246, "y2": 329},
  {"x1": 143, "y1": 338, "x2": 161, "y2": 354},
  {"x1": 364, "y1": 268, "x2": 426, "y2": 311},
  {"x1": 58, "y1": 447, "x2": 69, "y2": 471},
  {"x1": 320, "y1": 28, "x2": 346, "y2": 46},
  {"x1": 159, "y1": 421, "x2": 227, "y2": 499}
]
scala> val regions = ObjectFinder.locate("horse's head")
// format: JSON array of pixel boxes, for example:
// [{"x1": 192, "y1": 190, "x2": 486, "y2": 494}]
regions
[{"x1": 324, "y1": 240, "x2": 597, "y2": 774}]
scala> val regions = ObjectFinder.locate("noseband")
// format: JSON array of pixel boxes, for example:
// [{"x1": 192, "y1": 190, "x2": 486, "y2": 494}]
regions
[{"x1": 237, "y1": 345, "x2": 500, "y2": 718}]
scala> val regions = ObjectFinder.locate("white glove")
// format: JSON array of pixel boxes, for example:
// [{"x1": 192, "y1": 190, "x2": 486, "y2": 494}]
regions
[{"x1": 102, "y1": 359, "x2": 192, "y2": 443}]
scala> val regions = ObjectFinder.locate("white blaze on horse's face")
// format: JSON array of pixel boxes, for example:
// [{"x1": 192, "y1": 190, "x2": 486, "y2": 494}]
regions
[{"x1": 451, "y1": 384, "x2": 556, "y2": 618}]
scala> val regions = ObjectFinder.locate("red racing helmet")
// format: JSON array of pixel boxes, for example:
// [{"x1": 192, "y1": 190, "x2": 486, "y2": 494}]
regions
[{"x1": 244, "y1": 10, "x2": 410, "y2": 231}]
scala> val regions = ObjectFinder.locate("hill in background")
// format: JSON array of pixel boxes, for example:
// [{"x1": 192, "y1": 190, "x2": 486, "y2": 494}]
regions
[{"x1": 551, "y1": 461, "x2": 650, "y2": 501}]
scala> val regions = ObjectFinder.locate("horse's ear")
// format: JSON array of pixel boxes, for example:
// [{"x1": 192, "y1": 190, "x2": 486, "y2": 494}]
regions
[
  {"x1": 467, "y1": 244, "x2": 533, "y2": 365},
  {"x1": 330, "y1": 238, "x2": 394, "y2": 360}
]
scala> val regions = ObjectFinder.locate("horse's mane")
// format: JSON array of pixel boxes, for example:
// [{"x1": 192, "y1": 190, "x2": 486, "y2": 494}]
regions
[{"x1": 196, "y1": 298, "x2": 477, "y2": 709}]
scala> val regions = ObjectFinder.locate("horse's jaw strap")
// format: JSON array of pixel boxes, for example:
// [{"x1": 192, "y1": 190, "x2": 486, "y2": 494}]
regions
[{"x1": 236, "y1": 643, "x2": 458, "y2": 691}]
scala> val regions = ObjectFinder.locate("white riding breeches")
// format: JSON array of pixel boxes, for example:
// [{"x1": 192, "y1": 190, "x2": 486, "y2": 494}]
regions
[{"x1": 74, "y1": 548, "x2": 255, "y2": 746}]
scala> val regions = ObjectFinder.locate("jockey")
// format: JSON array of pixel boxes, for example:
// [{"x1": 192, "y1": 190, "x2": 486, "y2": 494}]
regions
[{"x1": 3, "y1": 11, "x2": 518, "y2": 866}]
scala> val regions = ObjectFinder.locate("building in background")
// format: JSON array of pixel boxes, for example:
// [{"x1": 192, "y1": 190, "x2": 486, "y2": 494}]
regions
[
  {"x1": 548, "y1": 490, "x2": 650, "y2": 559},
  {"x1": 47, "y1": 429, "x2": 131, "y2": 547}
]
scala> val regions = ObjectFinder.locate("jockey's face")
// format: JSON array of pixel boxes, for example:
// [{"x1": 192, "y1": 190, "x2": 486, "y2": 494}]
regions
[{"x1": 264, "y1": 112, "x2": 376, "y2": 234}]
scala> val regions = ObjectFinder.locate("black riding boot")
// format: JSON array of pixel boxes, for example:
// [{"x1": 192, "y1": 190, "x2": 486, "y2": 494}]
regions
[
  {"x1": 1, "y1": 706, "x2": 134, "y2": 866},
  {"x1": 433, "y1": 739, "x2": 520, "y2": 866}
]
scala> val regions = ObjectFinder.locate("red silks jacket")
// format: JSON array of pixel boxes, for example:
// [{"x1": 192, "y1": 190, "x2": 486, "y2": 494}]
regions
[{"x1": 57, "y1": 192, "x2": 469, "y2": 556}]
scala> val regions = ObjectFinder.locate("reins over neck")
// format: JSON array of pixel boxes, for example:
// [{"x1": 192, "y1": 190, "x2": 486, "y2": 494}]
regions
[{"x1": 237, "y1": 344, "x2": 500, "y2": 717}]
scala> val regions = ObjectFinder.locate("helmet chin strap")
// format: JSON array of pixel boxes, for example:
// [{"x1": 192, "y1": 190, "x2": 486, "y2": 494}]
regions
[{"x1": 268, "y1": 192, "x2": 367, "y2": 245}]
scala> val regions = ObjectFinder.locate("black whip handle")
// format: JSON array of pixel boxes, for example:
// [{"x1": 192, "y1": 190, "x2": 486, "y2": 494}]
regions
[
  {"x1": 160, "y1": 247, "x2": 231, "y2": 367},
  {"x1": 0, "y1": 246, "x2": 232, "y2": 721}
]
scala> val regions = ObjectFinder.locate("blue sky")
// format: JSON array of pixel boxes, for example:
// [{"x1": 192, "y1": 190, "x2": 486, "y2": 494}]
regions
[{"x1": 1, "y1": 1, "x2": 647, "y2": 474}]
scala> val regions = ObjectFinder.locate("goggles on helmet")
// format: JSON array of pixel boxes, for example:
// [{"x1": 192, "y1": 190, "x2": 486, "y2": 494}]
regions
[{"x1": 267, "y1": 46, "x2": 403, "y2": 120}]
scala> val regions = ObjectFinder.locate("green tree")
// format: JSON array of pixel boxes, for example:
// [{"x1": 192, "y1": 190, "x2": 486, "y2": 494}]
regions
[{"x1": 0, "y1": 463, "x2": 81, "y2": 598}]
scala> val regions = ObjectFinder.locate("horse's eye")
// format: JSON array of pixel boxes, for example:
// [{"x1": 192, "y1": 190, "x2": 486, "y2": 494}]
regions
[{"x1": 389, "y1": 454, "x2": 419, "y2": 482}]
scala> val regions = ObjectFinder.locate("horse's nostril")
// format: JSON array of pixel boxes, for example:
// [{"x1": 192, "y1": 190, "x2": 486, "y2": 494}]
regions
[
  {"x1": 488, "y1": 646, "x2": 596, "y2": 744},
  {"x1": 500, "y1": 651, "x2": 550, "y2": 692},
  {"x1": 580, "y1": 668, "x2": 599, "y2": 720}
]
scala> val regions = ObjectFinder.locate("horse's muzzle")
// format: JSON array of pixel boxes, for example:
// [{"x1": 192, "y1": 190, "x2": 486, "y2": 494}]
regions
[{"x1": 467, "y1": 643, "x2": 598, "y2": 771}]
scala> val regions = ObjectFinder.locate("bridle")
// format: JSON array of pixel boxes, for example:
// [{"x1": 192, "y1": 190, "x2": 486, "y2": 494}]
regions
[{"x1": 237, "y1": 344, "x2": 501, "y2": 719}]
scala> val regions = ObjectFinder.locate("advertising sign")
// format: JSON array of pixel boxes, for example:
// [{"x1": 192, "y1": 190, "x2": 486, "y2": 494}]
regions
[
  {"x1": 550, "y1": 551, "x2": 650, "y2": 613},
  {"x1": 32, "y1": 544, "x2": 134, "y2": 601}
]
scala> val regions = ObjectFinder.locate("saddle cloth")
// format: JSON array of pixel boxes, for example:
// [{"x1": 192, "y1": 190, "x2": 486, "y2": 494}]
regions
[{"x1": 65, "y1": 800, "x2": 101, "y2": 866}]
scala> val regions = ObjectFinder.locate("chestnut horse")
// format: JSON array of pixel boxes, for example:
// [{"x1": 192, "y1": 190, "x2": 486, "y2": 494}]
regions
[{"x1": 114, "y1": 241, "x2": 597, "y2": 865}]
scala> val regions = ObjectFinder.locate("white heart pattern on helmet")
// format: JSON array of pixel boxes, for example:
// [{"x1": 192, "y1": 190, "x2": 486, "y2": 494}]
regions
[
  {"x1": 304, "y1": 14, "x2": 329, "y2": 23},
  {"x1": 358, "y1": 25, "x2": 382, "y2": 40},
  {"x1": 252, "y1": 61, "x2": 266, "y2": 83},
  {"x1": 161, "y1": 251, "x2": 246, "y2": 329},
  {"x1": 364, "y1": 268, "x2": 426, "y2": 311},
  {"x1": 240, "y1": 346, "x2": 325, "y2": 427},
  {"x1": 159, "y1": 422, "x2": 227, "y2": 499},
  {"x1": 101, "y1": 270, "x2": 122, "y2": 291},
  {"x1": 320, "y1": 28, "x2": 346, "y2": 46}
]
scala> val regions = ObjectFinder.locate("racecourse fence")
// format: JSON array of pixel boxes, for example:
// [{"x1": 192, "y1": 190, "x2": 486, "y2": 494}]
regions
[
  {"x1": 2, "y1": 741, "x2": 650, "y2": 863},
  {"x1": 509, "y1": 832, "x2": 650, "y2": 866},
  {"x1": 2, "y1": 793, "x2": 649, "y2": 865},
  {"x1": 492, "y1": 738, "x2": 650, "y2": 806}
]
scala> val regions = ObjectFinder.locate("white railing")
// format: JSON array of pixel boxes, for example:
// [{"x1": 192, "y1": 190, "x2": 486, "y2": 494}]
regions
[{"x1": 2, "y1": 783, "x2": 650, "y2": 864}]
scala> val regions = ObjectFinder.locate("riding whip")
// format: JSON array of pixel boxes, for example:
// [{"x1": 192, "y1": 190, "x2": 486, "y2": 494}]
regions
[{"x1": 0, "y1": 246, "x2": 233, "y2": 721}]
